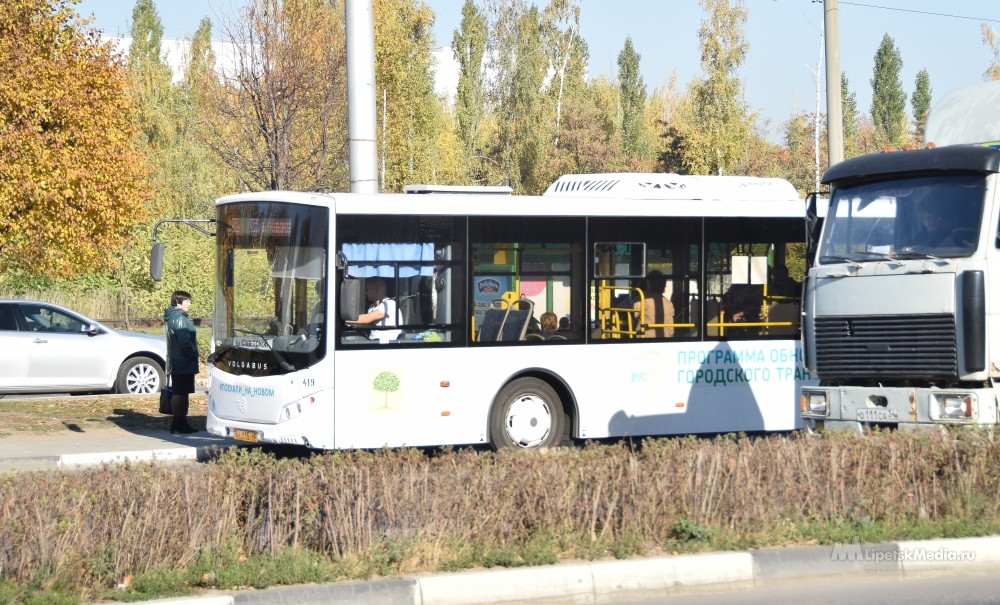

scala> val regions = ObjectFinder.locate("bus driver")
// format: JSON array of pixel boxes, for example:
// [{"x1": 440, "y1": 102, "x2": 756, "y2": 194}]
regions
[{"x1": 345, "y1": 277, "x2": 401, "y2": 343}]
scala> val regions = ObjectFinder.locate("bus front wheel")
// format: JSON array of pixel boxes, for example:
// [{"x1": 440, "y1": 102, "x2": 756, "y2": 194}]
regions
[{"x1": 489, "y1": 378, "x2": 566, "y2": 449}]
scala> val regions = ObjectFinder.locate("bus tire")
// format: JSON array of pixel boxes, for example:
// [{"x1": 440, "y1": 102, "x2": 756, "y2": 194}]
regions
[{"x1": 489, "y1": 377, "x2": 566, "y2": 449}]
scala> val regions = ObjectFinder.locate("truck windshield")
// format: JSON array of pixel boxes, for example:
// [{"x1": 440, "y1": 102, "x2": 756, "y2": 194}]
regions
[
  {"x1": 211, "y1": 200, "x2": 329, "y2": 377},
  {"x1": 818, "y1": 174, "x2": 985, "y2": 264}
]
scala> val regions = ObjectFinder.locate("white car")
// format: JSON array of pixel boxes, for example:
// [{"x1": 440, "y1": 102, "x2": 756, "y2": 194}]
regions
[{"x1": 0, "y1": 299, "x2": 167, "y2": 395}]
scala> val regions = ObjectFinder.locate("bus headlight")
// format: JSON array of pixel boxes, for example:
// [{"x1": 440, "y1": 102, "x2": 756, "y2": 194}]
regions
[
  {"x1": 279, "y1": 401, "x2": 303, "y2": 422},
  {"x1": 935, "y1": 394, "x2": 975, "y2": 420},
  {"x1": 801, "y1": 390, "x2": 828, "y2": 416}
]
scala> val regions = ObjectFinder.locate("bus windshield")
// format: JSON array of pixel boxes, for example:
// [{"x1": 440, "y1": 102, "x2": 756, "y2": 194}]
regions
[
  {"x1": 818, "y1": 174, "x2": 985, "y2": 263},
  {"x1": 211, "y1": 200, "x2": 329, "y2": 376}
]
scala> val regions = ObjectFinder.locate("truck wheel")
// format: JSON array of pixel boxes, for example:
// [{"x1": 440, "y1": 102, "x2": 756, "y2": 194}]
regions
[
  {"x1": 489, "y1": 377, "x2": 566, "y2": 449},
  {"x1": 116, "y1": 356, "x2": 164, "y2": 395}
]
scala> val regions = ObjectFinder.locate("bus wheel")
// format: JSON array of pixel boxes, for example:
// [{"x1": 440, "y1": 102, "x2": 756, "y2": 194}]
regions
[{"x1": 489, "y1": 378, "x2": 565, "y2": 449}]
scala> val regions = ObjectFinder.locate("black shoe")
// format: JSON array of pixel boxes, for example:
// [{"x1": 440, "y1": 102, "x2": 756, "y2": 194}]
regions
[{"x1": 171, "y1": 424, "x2": 198, "y2": 434}]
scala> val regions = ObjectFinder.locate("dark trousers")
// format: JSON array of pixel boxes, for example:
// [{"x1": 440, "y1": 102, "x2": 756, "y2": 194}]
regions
[{"x1": 170, "y1": 393, "x2": 191, "y2": 430}]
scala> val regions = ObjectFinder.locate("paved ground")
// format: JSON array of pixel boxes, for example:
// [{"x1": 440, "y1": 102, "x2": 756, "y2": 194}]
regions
[
  {"x1": 0, "y1": 422, "x2": 235, "y2": 471},
  {"x1": 4, "y1": 425, "x2": 1000, "y2": 605}
]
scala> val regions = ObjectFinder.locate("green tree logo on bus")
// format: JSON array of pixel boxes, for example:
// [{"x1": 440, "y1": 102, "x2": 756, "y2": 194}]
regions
[{"x1": 373, "y1": 371, "x2": 400, "y2": 408}]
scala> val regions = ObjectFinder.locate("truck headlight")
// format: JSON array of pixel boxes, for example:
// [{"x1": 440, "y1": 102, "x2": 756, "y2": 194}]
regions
[
  {"x1": 801, "y1": 390, "x2": 828, "y2": 416},
  {"x1": 937, "y1": 394, "x2": 975, "y2": 420}
]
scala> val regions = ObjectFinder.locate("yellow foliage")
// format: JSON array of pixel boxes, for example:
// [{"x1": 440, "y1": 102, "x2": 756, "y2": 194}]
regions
[{"x1": 0, "y1": 0, "x2": 151, "y2": 278}]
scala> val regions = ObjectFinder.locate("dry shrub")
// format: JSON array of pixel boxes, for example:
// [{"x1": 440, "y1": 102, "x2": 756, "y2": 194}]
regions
[{"x1": 3, "y1": 430, "x2": 1000, "y2": 594}]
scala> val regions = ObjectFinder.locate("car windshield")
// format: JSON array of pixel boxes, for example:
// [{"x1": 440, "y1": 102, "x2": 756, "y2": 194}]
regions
[
  {"x1": 211, "y1": 200, "x2": 329, "y2": 377},
  {"x1": 818, "y1": 174, "x2": 985, "y2": 263}
]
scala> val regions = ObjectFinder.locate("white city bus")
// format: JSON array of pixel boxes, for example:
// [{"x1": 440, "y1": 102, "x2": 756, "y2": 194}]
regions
[{"x1": 204, "y1": 173, "x2": 816, "y2": 449}]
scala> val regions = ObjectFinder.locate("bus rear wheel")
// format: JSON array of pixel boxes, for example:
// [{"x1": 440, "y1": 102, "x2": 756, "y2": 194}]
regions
[{"x1": 489, "y1": 378, "x2": 566, "y2": 449}]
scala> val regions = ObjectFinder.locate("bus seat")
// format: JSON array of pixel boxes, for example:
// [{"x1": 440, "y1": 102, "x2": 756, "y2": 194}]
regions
[
  {"x1": 498, "y1": 298, "x2": 532, "y2": 341},
  {"x1": 478, "y1": 305, "x2": 507, "y2": 341},
  {"x1": 766, "y1": 301, "x2": 800, "y2": 335},
  {"x1": 705, "y1": 299, "x2": 720, "y2": 336},
  {"x1": 340, "y1": 278, "x2": 362, "y2": 321}
]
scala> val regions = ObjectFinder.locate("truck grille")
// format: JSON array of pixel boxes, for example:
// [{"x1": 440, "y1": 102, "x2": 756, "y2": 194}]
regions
[{"x1": 814, "y1": 314, "x2": 957, "y2": 378}]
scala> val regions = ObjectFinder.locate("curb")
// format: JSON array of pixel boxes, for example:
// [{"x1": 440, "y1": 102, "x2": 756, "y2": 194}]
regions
[
  {"x1": 120, "y1": 535, "x2": 1000, "y2": 605},
  {"x1": 59, "y1": 448, "x2": 195, "y2": 468}
]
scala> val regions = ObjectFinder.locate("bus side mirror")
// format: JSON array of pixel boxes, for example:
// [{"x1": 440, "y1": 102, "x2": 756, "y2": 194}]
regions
[{"x1": 150, "y1": 242, "x2": 165, "y2": 282}]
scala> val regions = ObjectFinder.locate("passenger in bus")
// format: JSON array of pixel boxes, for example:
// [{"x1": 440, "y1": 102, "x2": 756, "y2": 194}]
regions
[
  {"x1": 723, "y1": 283, "x2": 763, "y2": 324},
  {"x1": 539, "y1": 311, "x2": 559, "y2": 339},
  {"x1": 345, "y1": 277, "x2": 401, "y2": 343},
  {"x1": 769, "y1": 265, "x2": 800, "y2": 298},
  {"x1": 634, "y1": 270, "x2": 674, "y2": 337}
]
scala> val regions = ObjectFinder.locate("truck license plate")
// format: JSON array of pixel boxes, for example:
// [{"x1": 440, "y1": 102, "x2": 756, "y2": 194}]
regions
[
  {"x1": 856, "y1": 408, "x2": 898, "y2": 422},
  {"x1": 232, "y1": 429, "x2": 259, "y2": 443}
]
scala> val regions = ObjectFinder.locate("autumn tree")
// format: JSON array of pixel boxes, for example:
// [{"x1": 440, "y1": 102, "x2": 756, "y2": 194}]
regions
[
  {"x1": 618, "y1": 37, "x2": 646, "y2": 160},
  {"x1": 910, "y1": 68, "x2": 931, "y2": 145},
  {"x1": 685, "y1": 0, "x2": 753, "y2": 175},
  {"x1": 198, "y1": 0, "x2": 348, "y2": 191},
  {"x1": 0, "y1": 0, "x2": 151, "y2": 279},
  {"x1": 982, "y1": 23, "x2": 1000, "y2": 81},
  {"x1": 870, "y1": 33, "x2": 906, "y2": 149}
]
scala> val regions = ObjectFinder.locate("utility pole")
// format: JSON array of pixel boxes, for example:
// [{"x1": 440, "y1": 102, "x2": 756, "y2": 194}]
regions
[
  {"x1": 345, "y1": 0, "x2": 378, "y2": 193},
  {"x1": 824, "y1": 0, "x2": 843, "y2": 166}
]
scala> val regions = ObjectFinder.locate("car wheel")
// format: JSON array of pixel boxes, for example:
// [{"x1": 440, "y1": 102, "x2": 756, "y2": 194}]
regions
[
  {"x1": 116, "y1": 356, "x2": 164, "y2": 395},
  {"x1": 489, "y1": 377, "x2": 566, "y2": 449}
]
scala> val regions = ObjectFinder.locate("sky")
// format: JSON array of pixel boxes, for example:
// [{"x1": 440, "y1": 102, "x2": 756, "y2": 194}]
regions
[{"x1": 75, "y1": 0, "x2": 1000, "y2": 142}]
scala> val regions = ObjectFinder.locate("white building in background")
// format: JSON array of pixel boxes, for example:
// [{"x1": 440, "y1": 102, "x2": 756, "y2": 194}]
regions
[{"x1": 104, "y1": 35, "x2": 461, "y2": 104}]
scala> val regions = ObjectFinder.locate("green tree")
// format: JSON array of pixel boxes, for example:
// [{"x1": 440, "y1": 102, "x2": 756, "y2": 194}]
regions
[
  {"x1": 126, "y1": 13, "x2": 233, "y2": 319},
  {"x1": 617, "y1": 37, "x2": 646, "y2": 159},
  {"x1": 685, "y1": 0, "x2": 753, "y2": 175},
  {"x1": 485, "y1": 0, "x2": 549, "y2": 192},
  {"x1": 541, "y1": 0, "x2": 581, "y2": 149},
  {"x1": 841, "y1": 71, "x2": 859, "y2": 157},
  {"x1": 0, "y1": 0, "x2": 151, "y2": 280},
  {"x1": 910, "y1": 68, "x2": 932, "y2": 145},
  {"x1": 453, "y1": 0, "x2": 487, "y2": 171},
  {"x1": 870, "y1": 33, "x2": 906, "y2": 148},
  {"x1": 374, "y1": 0, "x2": 450, "y2": 192}
]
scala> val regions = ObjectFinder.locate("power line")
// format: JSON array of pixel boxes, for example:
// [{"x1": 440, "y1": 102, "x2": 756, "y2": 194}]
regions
[{"x1": 839, "y1": 2, "x2": 1000, "y2": 24}]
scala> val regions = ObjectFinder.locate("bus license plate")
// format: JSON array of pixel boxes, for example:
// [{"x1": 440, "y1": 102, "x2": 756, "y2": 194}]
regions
[
  {"x1": 856, "y1": 408, "x2": 898, "y2": 422},
  {"x1": 233, "y1": 429, "x2": 259, "y2": 443}
]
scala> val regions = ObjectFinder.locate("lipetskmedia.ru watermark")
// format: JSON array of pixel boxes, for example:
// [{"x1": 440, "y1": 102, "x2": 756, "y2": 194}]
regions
[{"x1": 831, "y1": 540, "x2": 977, "y2": 564}]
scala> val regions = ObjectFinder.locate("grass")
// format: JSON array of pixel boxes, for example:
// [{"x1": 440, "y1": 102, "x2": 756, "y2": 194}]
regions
[
  {"x1": 3, "y1": 405, "x2": 1000, "y2": 604},
  {"x1": 0, "y1": 394, "x2": 207, "y2": 436}
]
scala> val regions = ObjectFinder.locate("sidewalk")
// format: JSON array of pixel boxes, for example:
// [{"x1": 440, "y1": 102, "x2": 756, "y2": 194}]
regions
[{"x1": 0, "y1": 423, "x2": 235, "y2": 472}]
